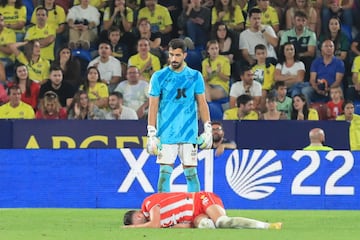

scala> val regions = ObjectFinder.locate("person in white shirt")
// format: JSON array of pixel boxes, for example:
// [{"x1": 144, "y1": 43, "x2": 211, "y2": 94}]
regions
[
  {"x1": 114, "y1": 65, "x2": 149, "y2": 119},
  {"x1": 103, "y1": 91, "x2": 138, "y2": 120},
  {"x1": 88, "y1": 41, "x2": 122, "y2": 92},
  {"x1": 66, "y1": 0, "x2": 100, "y2": 49}
]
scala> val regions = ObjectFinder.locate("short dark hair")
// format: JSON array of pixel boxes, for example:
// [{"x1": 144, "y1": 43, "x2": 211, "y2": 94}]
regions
[
  {"x1": 294, "y1": 10, "x2": 308, "y2": 20},
  {"x1": 108, "y1": 25, "x2": 121, "y2": 34},
  {"x1": 50, "y1": 65, "x2": 63, "y2": 73},
  {"x1": 239, "y1": 65, "x2": 252, "y2": 76},
  {"x1": 7, "y1": 85, "x2": 21, "y2": 95},
  {"x1": 110, "y1": 91, "x2": 123, "y2": 99},
  {"x1": 123, "y1": 210, "x2": 136, "y2": 225},
  {"x1": 36, "y1": 6, "x2": 48, "y2": 16},
  {"x1": 237, "y1": 94, "x2": 253, "y2": 107},
  {"x1": 254, "y1": 44, "x2": 266, "y2": 52},
  {"x1": 98, "y1": 40, "x2": 112, "y2": 49},
  {"x1": 274, "y1": 81, "x2": 286, "y2": 89},
  {"x1": 248, "y1": 7, "x2": 262, "y2": 18},
  {"x1": 168, "y1": 38, "x2": 187, "y2": 52}
]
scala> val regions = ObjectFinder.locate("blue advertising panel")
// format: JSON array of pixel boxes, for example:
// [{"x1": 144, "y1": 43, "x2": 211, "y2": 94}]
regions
[
  {"x1": 5, "y1": 120, "x2": 350, "y2": 150},
  {"x1": 1, "y1": 149, "x2": 359, "y2": 210}
]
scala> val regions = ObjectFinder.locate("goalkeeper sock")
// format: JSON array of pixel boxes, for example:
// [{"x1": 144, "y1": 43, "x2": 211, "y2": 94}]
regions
[
  {"x1": 184, "y1": 167, "x2": 200, "y2": 192},
  {"x1": 215, "y1": 216, "x2": 269, "y2": 229},
  {"x1": 157, "y1": 165, "x2": 173, "y2": 192}
]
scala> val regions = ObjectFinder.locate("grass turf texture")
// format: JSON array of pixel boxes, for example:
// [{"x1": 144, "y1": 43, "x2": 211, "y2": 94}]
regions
[{"x1": 1, "y1": 209, "x2": 360, "y2": 240}]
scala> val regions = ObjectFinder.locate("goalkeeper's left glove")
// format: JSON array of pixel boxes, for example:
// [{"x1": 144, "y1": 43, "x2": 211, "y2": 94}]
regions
[
  {"x1": 197, "y1": 121, "x2": 213, "y2": 149},
  {"x1": 146, "y1": 125, "x2": 161, "y2": 155}
]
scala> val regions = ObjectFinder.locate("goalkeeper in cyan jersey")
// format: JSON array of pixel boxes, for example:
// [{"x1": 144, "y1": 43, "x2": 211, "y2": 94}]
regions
[{"x1": 147, "y1": 38, "x2": 212, "y2": 193}]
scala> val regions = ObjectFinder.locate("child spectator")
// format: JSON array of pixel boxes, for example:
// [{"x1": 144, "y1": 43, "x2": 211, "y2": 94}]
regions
[
  {"x1": 274, "y1": 81, "x2": 293, "y2": 119},
  {"x1": 251, "y1": 44, "x2": 275, "y2": 111},
  {"x1": 326, "y1": 85, "x2": 343, "y2": 120}
]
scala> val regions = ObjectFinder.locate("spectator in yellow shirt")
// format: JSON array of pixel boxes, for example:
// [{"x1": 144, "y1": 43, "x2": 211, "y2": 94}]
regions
[
  {"x1": 0, "y1": 85, "x2": 35, "y2": 119},
  {"x1": 336, "y1": 100, "x2": 360, "y2": 150},
  {"x1": 291, "y1": 93, "x2": 319, "y2": 120},
  {"x1": 223, "y1": 94, "x2": 259, "y2": 120}
]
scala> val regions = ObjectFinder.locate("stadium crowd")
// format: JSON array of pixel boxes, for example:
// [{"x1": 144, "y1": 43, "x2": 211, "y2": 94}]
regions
[{"x1": 0, "y1": 0, "x2": 360, "y2": 123}]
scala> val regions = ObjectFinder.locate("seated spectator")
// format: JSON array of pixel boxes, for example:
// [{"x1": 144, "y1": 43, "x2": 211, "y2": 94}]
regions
[
  {"x1": 211, "y1": 0, "x2": 244, "y2": 33},
  {"x1": 67, "y1": 0, "x2": 100, "y2": 50},
  {"x1": 103, "y1": 91, "x2": 138, "y2": 119},
  {"x1": 211, "y1": 121, "x2": 237, "y2": 156},
  {"x1": 88, "y1": 41, "x2": 122, "y2": 92},
  {"x1": 240, "y1": 7, "x2": 278, "y2": 66},
  {"x1": 9, "y1": 40, "x2": 50, "y2": 84},
  {"x1": 350, "y1": 32, "x2": 360, "y2": 58},
  {"x1": 229, "y1": 65, "x2": 262, "y2": 109},
  {"x1": 137, "y1": 0, "x2": 173, "y2": 47},
  {"x1": 0, "y1": 0, "x2": 26, "y2": 42},
  {"x1": 251, "y1": 44, "x2": 275, "y2": 111},
  {"x1": 0, "y1": 81, "x2": 6, "y2": 104},
  {"x1": 211, "y1": 22, "x2": 237, "y2": 64},
  {"x1": 318, "y1": 16, "x2": 350, "y2": 63},
  {"x1": 259, "y1": 93, "x2": 288, "y2": 120},
  {"x1": 274, "y1": 42, "x2": 306, "y2": 97},
  {"x1": 79, "y1": 66, "x2": 109, "y2": 109},
  {"x1": 245, "y1": 0, "x2": 280, "y2": 33},
  {"x1": 349, "y1": 55, "x2": 360, "y2": 101},
  {"x1": 107, "y1": 26, "x2": 133, "y2": 63},
  {"x1": 52, "y1": 46, "x2": 82, "y2": 89},
  {"x1": 322, "y1": 0, "x2": 353, "y2": 34},
  {"x1": 30, "y1": 1, "x2": 66, "y2": 55},
  {"x1": 0, "y1": 13, "x2": 16, "y2": 76},
  {"x1": 128, "y1": 38, "x2": 161, "y2": 82},
  {"x1": 177, "y1": 0, "x2": 211, "y2": 48},
  {"x1": 67, "y1": 90, "x2": 105, "y2": 120},
  {"x1": 36, "y1": 90, "x2": 67, "y2": 119},
  {"x1": 0, "y1": 85, "x2": 35, "y2": 119},
  {"x1": 280, "y1": 11, "x2": 316, "y2": 80},
  {"x1": 302, "y1": 39, "x2": 345, "y2": 103},
  {"x1": 285, "y1": 0, "x2": 317, "y2": 33},
  {"x1": 0, "y1": 61, "x2": 6, "y2": 83},
  {"x1": 25, "y1": 7, "x2": 56, "y2": 61},
  {"x1": 291, "y1": 93, "x2": 319, "y2": 120},
  {"x1": 135, "y1": 18, "x2": 164, "y2": 64},
  {"x1": 326, "y1": 85, "x2": 343, "y2": 120},
  {"x1": 158, "y1": 0, "x2": 183, "y2": 39},
  {"x1": 274, "y1": 81, "x2": 293, "y2": 119},
  {"x1": 39, "y1": 66, "x2": 76, "y2": 107},
  {"x1": 223, "y1": 94, "x2": 259, "y2": 120},
  {"x1": 336, "y1": 100, "x2": 360, "y2": 150},
  {"x1": 114, "y1": 65, "x2": 149, "y2": 119},
  {"x1": 202, "y1": 39, "x2": 231, "y2": 102},
  {"x1": 7, "y1": 63, "x2": 40, "y2": 110},
  {"x1": 103, "y1": 0, "x2": 133, "y2": 33}
]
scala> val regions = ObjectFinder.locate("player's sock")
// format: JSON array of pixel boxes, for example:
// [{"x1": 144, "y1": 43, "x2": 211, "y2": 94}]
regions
[
  {"x1": 215, "y1": 216, "x2": 272, "y2": 229},
  {"x1": 197, "y1": 218, "x2": 216, "y2": 229},
  {"x1": 157, "y1": 165, "x2": 173, "y2": 192},
  {"x1": 184, "y1": 167, "x2": 200, "y2": 192}
]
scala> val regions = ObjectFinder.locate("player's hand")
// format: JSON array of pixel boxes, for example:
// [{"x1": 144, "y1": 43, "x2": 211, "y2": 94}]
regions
[
  {"x1": 146, "y1": 125, "x2": 161, "y2": 155},
  {"x1": 197, "y1": 121, "x2": 213, "y2": 149}
]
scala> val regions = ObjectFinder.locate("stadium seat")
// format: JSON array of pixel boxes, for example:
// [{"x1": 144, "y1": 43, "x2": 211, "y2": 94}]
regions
[
  {"x1": 185, "y1": 47, "x2": 203, "y2": 72},
  {"x1": 354, "y1": 101, "x2": 360, "y2": 115},
  {"x1": 310, "y1": 102, "x2": 329, "y2": 120},
  {"x1": 208, "y1": 102, "x2": 224, "y2": 120},
  {"x1": 72, "y1": 49, "x2": 92, "y2": 77}
]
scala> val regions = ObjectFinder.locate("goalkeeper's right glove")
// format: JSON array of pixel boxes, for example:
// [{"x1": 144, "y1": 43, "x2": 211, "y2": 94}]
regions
[
  {"x1": 197, "y1": 121, "x2": 213, "y2": 149},
  {"x1": 146, "y1": 125, "x2": 161, "y2": 155}
]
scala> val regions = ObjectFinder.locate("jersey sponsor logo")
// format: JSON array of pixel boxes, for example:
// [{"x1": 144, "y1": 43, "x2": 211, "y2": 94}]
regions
[
  {"x1": 175, "y1": 88, "x2": 186, "y2": 99},
  {"x1": 225, "y1": 150, "x2": 282, "y2": 200}
]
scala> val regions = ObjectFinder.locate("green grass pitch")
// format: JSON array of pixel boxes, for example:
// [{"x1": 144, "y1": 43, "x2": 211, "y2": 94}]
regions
[{"x1": 1, "y1": 209, "x2": 360, "y2": 240}]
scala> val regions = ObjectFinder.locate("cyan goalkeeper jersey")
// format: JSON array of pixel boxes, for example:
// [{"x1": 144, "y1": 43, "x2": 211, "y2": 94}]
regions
[{"x1": 149, "y1": 65, "x2": 205, "y2": 144}]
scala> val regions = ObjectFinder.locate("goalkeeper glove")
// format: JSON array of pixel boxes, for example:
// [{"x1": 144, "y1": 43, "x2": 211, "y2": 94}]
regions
[
  {"x1": 197, "y1": 121, "x2": 213, "y2": 149},
  {"x1": 146, "y1": 125, "x2": 161, "y2": 155}
]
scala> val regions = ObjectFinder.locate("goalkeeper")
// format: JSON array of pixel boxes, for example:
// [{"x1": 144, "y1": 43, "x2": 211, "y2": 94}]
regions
[{"x1": 147, "y1": 38, "x2": 212, "y2": 193}]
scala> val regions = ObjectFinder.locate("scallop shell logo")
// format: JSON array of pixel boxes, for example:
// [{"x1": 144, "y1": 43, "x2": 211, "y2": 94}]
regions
[{"x1": 226, "y1": 150, "x2": 282, "y2": 200}]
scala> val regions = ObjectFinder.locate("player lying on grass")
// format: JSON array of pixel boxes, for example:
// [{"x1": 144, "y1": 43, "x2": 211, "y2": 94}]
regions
[{"x1": 123, "y1": 191, "x2": 282, "y2": 229}]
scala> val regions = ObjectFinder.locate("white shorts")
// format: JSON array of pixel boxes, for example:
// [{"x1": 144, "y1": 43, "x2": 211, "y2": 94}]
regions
[{"x1": 156, "y1": 143, "x2": 198, "y2": 166}]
